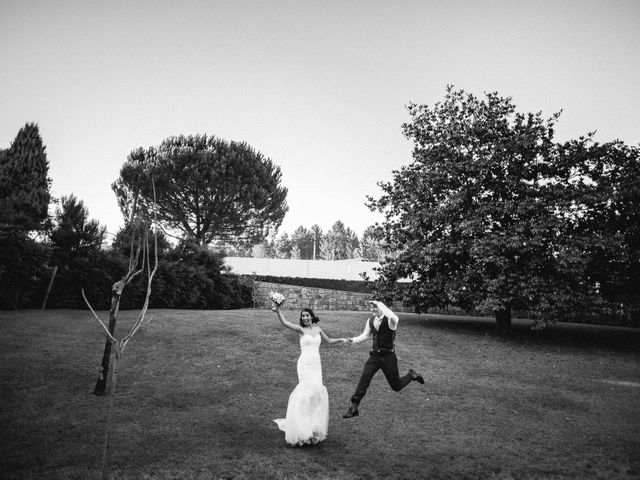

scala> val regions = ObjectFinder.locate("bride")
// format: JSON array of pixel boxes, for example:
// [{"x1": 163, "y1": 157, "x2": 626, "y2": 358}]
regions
[{"x1": 271, "y1": 301, "x2": 347, "y2": 446}]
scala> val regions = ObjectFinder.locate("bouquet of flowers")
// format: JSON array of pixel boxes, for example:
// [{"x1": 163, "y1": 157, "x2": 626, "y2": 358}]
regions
[{"x1": 268, "y1": 291, "x2": 286, "y2": 307}]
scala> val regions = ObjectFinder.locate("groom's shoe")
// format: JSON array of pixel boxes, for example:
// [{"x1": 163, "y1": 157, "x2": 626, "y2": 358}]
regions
[
  {"x1": 409, "y1": 369, "x2": 425, "y2": 384},
  {"x1": 342, "y1": 405, "x2": 359, "y2": 419}
]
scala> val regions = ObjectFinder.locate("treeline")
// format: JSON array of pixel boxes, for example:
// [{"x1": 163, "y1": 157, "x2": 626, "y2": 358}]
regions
[
  {"x1": 4, "y1": 90, "x2": 638, "y2": 328},
  {"x1": 1, "y1": 221, "x2": 252, "y2": 311},
  {"x1": 0, "y1": 124, "x2": 252, "y2": 310},
  {"x1": 1, "y1": 123, "x2": 381, "y2": 311},
  {"x1": 215, "y1": 221, "x2": 387, "y2": 261}
]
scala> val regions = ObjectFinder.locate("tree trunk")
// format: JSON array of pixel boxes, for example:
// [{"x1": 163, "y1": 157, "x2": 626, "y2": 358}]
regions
[
  {"x1": 101, "y1": 350, "x2": 119, "y2": 480},
  {"x1": 495, "y1": 306, "x2": 512, "y2": 332},
  {"x1": 41, "y1": 265, "x2": 58, "y2": 310},
  {"x1": 94, "y1": 281, "x2": 124, "y2": 396}
]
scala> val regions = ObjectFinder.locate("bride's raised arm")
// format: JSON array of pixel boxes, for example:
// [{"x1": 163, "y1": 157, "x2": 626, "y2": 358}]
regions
[{"x1": 272, "y1": 305, "x2": 304, "y2": 333}]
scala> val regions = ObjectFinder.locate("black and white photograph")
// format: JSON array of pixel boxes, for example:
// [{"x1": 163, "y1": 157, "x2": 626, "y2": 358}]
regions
[{"x1": 1, "y1": 1, "x2": 638, "y2": 479}]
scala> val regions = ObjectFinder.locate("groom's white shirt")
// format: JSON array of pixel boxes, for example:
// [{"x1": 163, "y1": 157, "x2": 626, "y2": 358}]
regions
[{"x1": 350, "y1": 302, "x2": 399, "y2": 344}]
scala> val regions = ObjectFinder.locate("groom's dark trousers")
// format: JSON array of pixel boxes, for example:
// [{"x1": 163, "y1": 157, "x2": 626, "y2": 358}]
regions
[{"x1": 350, "y1": 351, "x2": 412, "y2": 405}]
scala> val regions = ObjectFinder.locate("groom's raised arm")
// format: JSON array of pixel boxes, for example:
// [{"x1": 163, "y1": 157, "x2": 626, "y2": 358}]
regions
[{"x1": 375, "y1": 301, "x2": 399, "y2": 330}]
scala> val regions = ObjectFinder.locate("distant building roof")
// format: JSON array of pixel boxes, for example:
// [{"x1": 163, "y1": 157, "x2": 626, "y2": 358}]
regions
[{"x1": 223, "y1": 257, "x2": 381, "y2": 281}]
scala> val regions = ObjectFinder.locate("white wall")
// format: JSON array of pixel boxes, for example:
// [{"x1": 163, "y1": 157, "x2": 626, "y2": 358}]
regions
[{"x1": 223, "y1": 257, "x2": 381, "y2": 281}]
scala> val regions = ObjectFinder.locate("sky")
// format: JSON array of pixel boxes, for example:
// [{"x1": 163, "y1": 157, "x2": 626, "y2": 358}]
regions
[{"x1": 2, "y1": 0, "x2": 639, "y2": 241}]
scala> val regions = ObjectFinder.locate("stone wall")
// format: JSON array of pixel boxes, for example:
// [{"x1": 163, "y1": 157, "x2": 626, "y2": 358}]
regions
[{"x1": 252, "y1": 281, "x2": 414, "y2": 312}]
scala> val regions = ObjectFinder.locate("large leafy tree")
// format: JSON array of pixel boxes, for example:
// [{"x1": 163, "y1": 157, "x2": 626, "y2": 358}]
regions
[
  {"x1": 112, "y1": 134, "x2": 288, "y2": 245},
  {"x1": 368, "y1": 86, "x2": 613, "y2": 328},
  {"x1": 556, "y1": 138, "x2": 640, "y2": 321}
]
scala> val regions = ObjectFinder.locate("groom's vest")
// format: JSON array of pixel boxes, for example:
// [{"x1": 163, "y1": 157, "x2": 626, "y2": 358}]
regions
[{"x1": 370, "y1": 316, "x2": 395, "y2": 354}]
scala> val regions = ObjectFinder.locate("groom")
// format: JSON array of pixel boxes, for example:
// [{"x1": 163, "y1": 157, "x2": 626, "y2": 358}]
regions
[{"x1": 343, "y1": 300, "x2": 424, "y2": 418}]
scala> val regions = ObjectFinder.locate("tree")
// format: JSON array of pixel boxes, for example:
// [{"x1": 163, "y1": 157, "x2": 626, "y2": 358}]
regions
[
  {"x1": 0, "y1": 231, "x2": 48, "y2": 309},
  {"x1": 251, "y1": 237, "x2": 276, "y2": 258},
  {"x1": 273, "y1": 232, "x2": 292, "y2": 258},
  {"x1": 43, "y1": 194, "x2": 106, "y2": 309},
  {"x1": 360, "y1": 225, "x2": 386, "y2": 261},
  {"x1": 368, "y1": 86, "x2": 591, "y2": 329},
  {"x1": 321, "y1": 221, "x2": 360, "y2": 260},
  {"x1": 112, "y1": 222, "x2": 171, "y2": 259},
  {"x1": 112, "y1": 134, "x2": 288, "y2": 245},
  {"x1": 310, "y1": 224, "x2": 323, "y2": 260},
  {"x1": 0, "y1": 122, "x2": 51, "y2": 232},
  {"x1": 92, "y1": 216, "x2": 153, "y2": 396},
  {"x1": 83, "y1": 216, "x2": 158, "y2": 480},
  {"x1": 50, "y1": 195, "x2": 105, "y2": 262},
  {"x1": 290, "y1": 226, "x2": 315, "y2": 259},
  {"x1": 0, "y1": 123, "x2": 51, "y2": 309},
  {"x1": 556, "y1": 138, "x2": 640, "y2": 322}
]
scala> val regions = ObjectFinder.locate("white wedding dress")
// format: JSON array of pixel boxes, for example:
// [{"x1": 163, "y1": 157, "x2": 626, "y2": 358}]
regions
[{"x1": 273, "y1": 332, "x2": 329, "y2": 446}]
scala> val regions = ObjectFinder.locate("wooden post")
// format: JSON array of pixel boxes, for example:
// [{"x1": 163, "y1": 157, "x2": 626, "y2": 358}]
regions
[{"x1": 41, "y1": 265, "x2": 58, "y2": 310}]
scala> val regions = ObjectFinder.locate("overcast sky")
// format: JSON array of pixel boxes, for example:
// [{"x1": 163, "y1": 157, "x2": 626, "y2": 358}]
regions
[{"x1": 2, "y1": 0, "x2": 638, "y2": 239}]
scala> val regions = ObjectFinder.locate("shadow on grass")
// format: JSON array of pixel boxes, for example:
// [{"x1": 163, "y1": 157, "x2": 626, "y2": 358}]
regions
[{"x1": 404, "y1": 314, "x2": 640, "y2": 353}]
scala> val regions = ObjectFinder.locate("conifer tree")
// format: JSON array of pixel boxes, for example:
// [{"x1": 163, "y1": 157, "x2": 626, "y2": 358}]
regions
[
  {"x1": 112, "y1": 134, "x2": 288, "y2": 245},
  {"x1": 0, "y1": 123, "x2": 51, "y2": 309},
  {"x1": 0, "y1": 122, "x2": 51, "y2": 232}
]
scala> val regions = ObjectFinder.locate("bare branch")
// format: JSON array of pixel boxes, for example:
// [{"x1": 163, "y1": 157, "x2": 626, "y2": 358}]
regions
[
  {"x1": 127, "y1": 224, "x2": 137, "y2": 273},
  {"x1": 122, "y1": 235, "x2": 159, "y2": 351},
  {"x1": 121, "y1": 178, "x2": 161, "y2": 354},
  {"x1": 126, "y1": 195, "x2": 140, "y2": 273},
  {"x1": 82, "y1": 289, "x2": 118, "y2": 344},
  {"x1": 125, "y1": 236, "x2": 145, "y2": 284},
  {"x1": 154, "y1": 223, "x2": 182, "y2": 241}
]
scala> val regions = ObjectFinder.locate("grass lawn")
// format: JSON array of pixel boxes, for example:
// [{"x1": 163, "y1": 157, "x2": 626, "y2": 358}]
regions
[{"x1": 0, "y1": 308, "x2": 639, "y2": 480}]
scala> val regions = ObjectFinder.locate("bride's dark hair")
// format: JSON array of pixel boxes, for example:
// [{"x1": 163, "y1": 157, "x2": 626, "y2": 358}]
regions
[{"x1": 299, "y1": 308, "x2": 319, "y2": 327}]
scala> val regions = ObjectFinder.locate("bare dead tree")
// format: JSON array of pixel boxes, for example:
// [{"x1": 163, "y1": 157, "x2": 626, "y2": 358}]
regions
[
  {"x1": 83, "y1": 223, "x2": 158, "y2": 480},
  {"x1": 92, "y1": 217, "x2": 146, "y2": 395},
  {"x1": 92, "y1": 188, "x2": 149, "y2": 395},
  {"x1": 82, "y1": 180, "x2": 158, "y2": 479}
]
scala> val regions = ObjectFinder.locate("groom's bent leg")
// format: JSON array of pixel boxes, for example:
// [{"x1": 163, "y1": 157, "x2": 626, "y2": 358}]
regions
[
  {"x1": 350, "y1": 354, "x2": 380, "y2": 405},
  {"x1": 380, "y1": 353, "x2": 412, "y2": 392}
]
